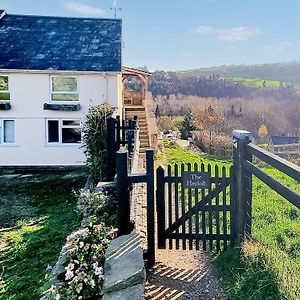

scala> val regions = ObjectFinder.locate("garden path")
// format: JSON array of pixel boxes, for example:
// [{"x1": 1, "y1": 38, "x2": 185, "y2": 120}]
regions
[{"x1": 145, "y1": 248, "x2": 226, "y2": 300}]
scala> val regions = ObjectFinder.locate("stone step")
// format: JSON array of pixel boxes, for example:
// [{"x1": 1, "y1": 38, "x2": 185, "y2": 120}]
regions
[
  {"x1": 139, "y1": 128, "x2": 148, "y2": 132},
  {"x1": 125, "y1": 111, "x2": 146, "y2": 115},
  {"x1": 125, "y1": 107, "x2": 145, "y2": 111},
  {"x1": 140, "y1": 144, "x2": 150, "y2": 149},
  {"x1": 103, "y1": 233, "x2": 146, "y2": 294},
  {"x1": 103, "y1": 284, "x2": 144, "y2": 300}
]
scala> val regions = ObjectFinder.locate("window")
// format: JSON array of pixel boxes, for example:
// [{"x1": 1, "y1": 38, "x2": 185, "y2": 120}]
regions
[
  {"x1": 47, "y1": 119, "x2": 81, "y2": 144},
  {"x1": 0, "y1": 120, "x2": 15, "y2": 144},
  {"x1": 0, "y1": 75, "x2": 10, "y2": 101},
  {"x1": 51, "y1": 76, "x2": 78, "y2": 102}
]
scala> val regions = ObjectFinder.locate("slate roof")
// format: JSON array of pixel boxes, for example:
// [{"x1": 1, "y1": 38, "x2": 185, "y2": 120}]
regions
[
  {"x1": 269, "y1": 136, "x2": 299, "y2": 145},
  {"x1": 0, "y1": 12, "x2": 122, "y2": 72}
]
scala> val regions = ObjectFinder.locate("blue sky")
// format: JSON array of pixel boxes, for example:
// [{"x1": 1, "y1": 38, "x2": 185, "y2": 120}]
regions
[{"x1": 2, "y1": 0, "x2": 300, "y2": 70}]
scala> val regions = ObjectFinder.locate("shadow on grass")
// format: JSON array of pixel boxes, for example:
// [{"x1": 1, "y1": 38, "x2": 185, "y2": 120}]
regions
[{"x1": 213, "y1": 247, "x2": 283, "y2": 300}]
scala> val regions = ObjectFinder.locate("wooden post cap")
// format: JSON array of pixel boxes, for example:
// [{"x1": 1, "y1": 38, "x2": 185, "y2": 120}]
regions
[{"x1": 232, "y1": 130, "x2": 252, "y2": 140}]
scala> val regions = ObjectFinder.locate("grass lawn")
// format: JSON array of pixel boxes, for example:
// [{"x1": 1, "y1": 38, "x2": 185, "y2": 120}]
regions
[
  {"x1": 162, "y1": 141, "x2": 300, "y2": 300},
  {"x1": 0, "y1": 169, "x2": 86, "y2": 300}
]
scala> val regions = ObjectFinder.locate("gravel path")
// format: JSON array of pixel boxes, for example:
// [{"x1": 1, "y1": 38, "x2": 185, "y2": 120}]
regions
[{"x1": 145, "y1": 248, "x2": 226, "y2": 300}]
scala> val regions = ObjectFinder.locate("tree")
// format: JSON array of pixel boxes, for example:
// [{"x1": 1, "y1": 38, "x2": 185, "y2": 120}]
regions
[
  {"x1": 258, "y1": 124, "x2": 269, "y2": 137},
  {"x1": 180, "y1": 110, "x2": 197, "y2": 139},
  {"x1": 155, "y1": 105, "x2": 161, "y2": 118}
]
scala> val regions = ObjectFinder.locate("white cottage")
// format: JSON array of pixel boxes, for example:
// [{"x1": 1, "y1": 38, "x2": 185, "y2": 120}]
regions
[{"x1": 0, "y1": 10, "x2": 122, "y2": 166}]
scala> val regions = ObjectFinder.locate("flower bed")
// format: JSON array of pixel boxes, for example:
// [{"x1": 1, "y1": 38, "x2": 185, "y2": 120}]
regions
[{"x1": 41, "y1": 186, "x2": 117, "y2": 300}]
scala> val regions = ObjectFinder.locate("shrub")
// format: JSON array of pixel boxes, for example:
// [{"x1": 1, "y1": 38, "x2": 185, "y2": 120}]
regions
[
  {"x1": 77, "y1": 189, "x2": 117, "y2": 228},
  {"x1": 45, "y1": 224, "x2": 115, "y2": 300},
  {"x1": 82, "y1": 104, "x2": 113, "y2": 184}
]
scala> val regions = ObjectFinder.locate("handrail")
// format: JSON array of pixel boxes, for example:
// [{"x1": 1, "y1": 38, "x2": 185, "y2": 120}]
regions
[
  {"x1": 246, "y1": 143, "x2": 300, "y2": 182},
  {"x1": 242, "y1": 159, "x2": 300, "y2": 209}
]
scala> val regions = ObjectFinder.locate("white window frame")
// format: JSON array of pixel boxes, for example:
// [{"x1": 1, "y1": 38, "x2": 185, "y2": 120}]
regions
[
  {"x1": 0, "y1": 119, "x2": 15, "y2": 145},
  {"x1": 0, "y1": 75, "x2": 10, "y2": 102},
  {"x1": 46, "y1": 119, "x2": 82, "y2": 145},
  {"x1": 50, "y1": 75, "x2": 79, "y2": 103}
]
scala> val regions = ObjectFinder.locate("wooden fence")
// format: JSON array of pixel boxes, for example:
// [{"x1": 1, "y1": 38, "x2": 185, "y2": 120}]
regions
[
  {"x1": 116, "y1": 149, "x2": 155, "y2": 266},
  {"x1": 268, "y1": 143, "x2": 300, "y2": 155},
  {"x1": 156, "y1": 163, "x2": 233, "y2": 251},
  {"x1": 106, "y1": 115, "x2": 138, "y2": 180},
  {"x1": 232, "y1": 130, "x2": 300, "y2": 244}
]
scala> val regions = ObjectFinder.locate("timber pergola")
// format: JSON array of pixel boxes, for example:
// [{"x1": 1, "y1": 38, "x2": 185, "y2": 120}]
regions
[{"x1": 122, "y1": 66, "x2": 151, "y2": 106}]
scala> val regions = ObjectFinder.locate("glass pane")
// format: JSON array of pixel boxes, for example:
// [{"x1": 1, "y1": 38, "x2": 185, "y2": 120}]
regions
[
  {"x1": 48, "y1": 120, "x2": 59, "y2": 143},
  {"x1": 0, "y1": 122, "x2": 2, "y2": 143},
  {"x1": 52, "y1": 77, "x2": 77, "y2": 92},
  {"x1": 0, "y1": 76, "x2": 8, "y2": 91},
  {"x1": 4, "y1": 120, "x2": 15, "y2": 143},
  {"x1": 51, "y1": 93, "x2": 78, "y2": 101},
  {"x1": 0, "y1": 93, "x2": 10, "y2": 100},
  {"x1": 62, "y1": 128, "x2": 81, "y2": 143},
  {"x1": 63, "y1": 120, "x2": 80, "y2": 126}
]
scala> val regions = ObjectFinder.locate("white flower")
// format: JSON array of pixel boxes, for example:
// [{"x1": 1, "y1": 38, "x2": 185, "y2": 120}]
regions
[
  {"x1": 65, "y1": 269, "x2": 74, "y2": 281},
  {"x1": 90, "y1": 279, "x2": 95, "y2": 288},
  {"x1": 76, "y1": 283, "x2": 83, "y2": 294},
  {"x1": 79, "y1": 241, "x2": 84, "y2": 248}
]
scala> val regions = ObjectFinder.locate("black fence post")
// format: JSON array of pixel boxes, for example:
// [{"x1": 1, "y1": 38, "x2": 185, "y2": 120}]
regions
[
  {"x1": 146, "y1": 149, "x2": 155, "y2": 267},
  {"x1": 156, "y1": 166, "x2": 166, "y2": 249},
  {"x1": 116, "y1": 150, "x2": 131, "y2": 236},
  {"x1": 232, "y1": 130, "x2": 252, "y2": 246},
  {"x1": 106, "y1": 117, "x2": 117, "y2": 181}
]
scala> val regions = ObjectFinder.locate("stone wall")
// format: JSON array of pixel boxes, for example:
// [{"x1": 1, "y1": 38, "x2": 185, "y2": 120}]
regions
[{"x1": 102, "y1": 232, "x2": 146, "y2": 300}]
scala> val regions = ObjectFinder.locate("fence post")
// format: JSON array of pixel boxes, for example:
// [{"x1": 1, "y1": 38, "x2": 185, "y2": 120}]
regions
[
  {"x1": 106, "y1": 117, "x2": 117, "y2": 181},
  {"x1": 232, "y1": 130, "x2": 252, "y2": 246},
  {"x1": 156, "y1": 166, "x2": 166, "y2": 249},
  {"x1": 146, "y1": 149, "x2": 155, "y2": 267},
  {"x1": 116, "y1": 150, "x2": 131, "y2": 236}
]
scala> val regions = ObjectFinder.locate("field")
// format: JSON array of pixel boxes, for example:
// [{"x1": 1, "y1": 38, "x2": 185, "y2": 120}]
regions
[
  {"x1": 223, "y1": 77, "x2": 285, "y2": 88},
  {"x1": 0, "y1": 169, "x2": 86, "y2": 300},
  {"x1": 161, "y1": 141, "x2": 300, "y2": 300}
]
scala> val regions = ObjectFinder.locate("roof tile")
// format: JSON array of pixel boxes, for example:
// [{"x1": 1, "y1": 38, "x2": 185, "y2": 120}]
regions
[{"x1": 0, "y1": 13, "x2": 122, "y2": 72}]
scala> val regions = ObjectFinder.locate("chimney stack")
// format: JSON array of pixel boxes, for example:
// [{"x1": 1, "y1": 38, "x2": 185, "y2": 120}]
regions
[{"x1": 0, "y1": 10, "x2": 7, "y2": 20}]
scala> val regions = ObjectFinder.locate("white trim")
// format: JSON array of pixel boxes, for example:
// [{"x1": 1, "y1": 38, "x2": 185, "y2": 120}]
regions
[
  {"x1": 50, "y1": 75, "x2": 79, "y2": 104},
  {"x1": 46, "y1": 118, "x2": 82, "y2": 146},
  {"x1": 0, "y1": 74, "x2": 10, "y2": 102},
  {"x1": 0, "y1": 119, "x2": 16, "y2": 144}
]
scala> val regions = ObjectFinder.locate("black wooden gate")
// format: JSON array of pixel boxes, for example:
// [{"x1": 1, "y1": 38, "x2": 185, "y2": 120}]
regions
[{"x1": 156, "y1": 162, "x2": 234, "y2": 251}]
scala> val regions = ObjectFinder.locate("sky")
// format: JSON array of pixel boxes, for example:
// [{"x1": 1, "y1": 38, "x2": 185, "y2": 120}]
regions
[{"x1": 1, "y1": 0, "x2": 300, "y2": 71}]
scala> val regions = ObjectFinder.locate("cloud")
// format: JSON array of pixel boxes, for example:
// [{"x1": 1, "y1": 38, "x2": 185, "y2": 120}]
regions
[
  {"x1": 194, "y1": 25, "x2": 261, "y2": 42},
  {"x1": 64, "y1": 1, "x2": 105, "y2": 16},
  {"x1": 262, "y1": 41, "x2": 293, "y2": 52}
]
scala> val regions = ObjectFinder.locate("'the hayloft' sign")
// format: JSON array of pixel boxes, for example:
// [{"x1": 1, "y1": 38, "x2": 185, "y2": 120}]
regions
[{"x1": 182, "y1": 171, "x2": 210, "y2": 189}]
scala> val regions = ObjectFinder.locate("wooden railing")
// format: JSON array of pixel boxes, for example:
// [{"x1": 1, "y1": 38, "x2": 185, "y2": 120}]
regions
[
  {"x1": 106, "y1": 115, "x2": 139, "y2": 181},
  {"x1": 123, "y1": 90, "x2": 144, "y2": 106},
  {"x1": 232, "y1": 130, "x2": 300, "y2": 244},
  {"x1": 268, "y1": 143, "x2": 300, "y2": 154},
  {"x1": 144, "y1": 92, "x2": 158, "y2": 151}
]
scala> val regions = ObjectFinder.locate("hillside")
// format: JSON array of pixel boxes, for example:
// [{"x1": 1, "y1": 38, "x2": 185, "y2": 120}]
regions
[
  {"x1": 148, "y1": 71, "x2": 300, "y2": 100},
  {"x1": 180, "y1": 61, "x2": 300, "y2": 84}
]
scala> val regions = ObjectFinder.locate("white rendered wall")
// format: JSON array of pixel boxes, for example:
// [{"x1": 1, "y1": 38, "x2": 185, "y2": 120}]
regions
[{"x1": 0, "y1": 72, "x2": 121, "y2": 166}]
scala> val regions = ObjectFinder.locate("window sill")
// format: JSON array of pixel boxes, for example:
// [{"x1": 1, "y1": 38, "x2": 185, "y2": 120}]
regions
[
  {"x1": 45, "y1": 143, "x2": 82, "y2": 147},
  {"x1": 0, "y1": 143, "x2": 19, "y2": 147},
  {"x1": 0, "y1": 102, "x2": 11, "y2": 110},
  {"x1": 43, "y1": 103, "x2": 81, "y2": 111}
]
